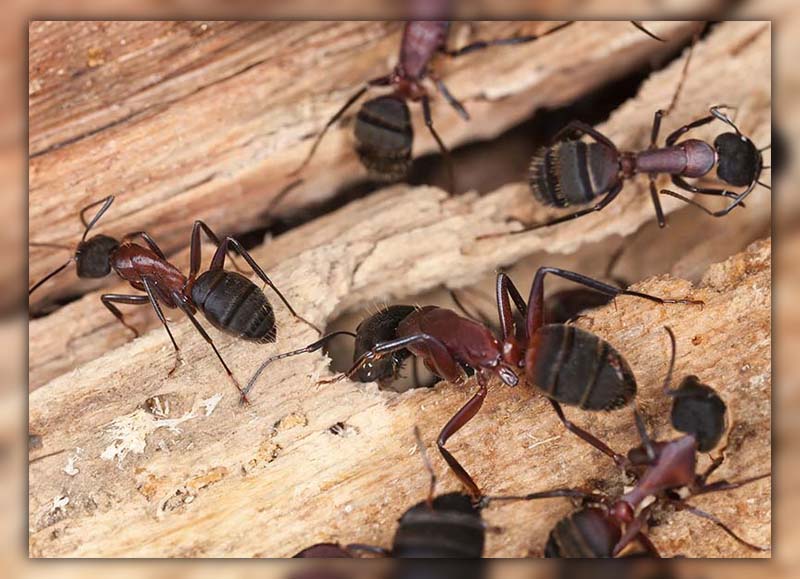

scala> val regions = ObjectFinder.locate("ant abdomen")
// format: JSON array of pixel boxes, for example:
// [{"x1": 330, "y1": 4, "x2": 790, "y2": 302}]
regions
[
  {"x1": 529, "y1": 141, "x2": 619, "y2": 208},
  {"x1": 528, "y1": 324, "x2": 636, "y2": 411},
  {"x1": 670, "y1": 375, "x2": 727, "y2": 452},
  {"x1": 392, "y1": 492, "x2": 485, "y2": 558},
  {"x1": 354, "y1": 95, "x2": 414, "y2": 182},
  {"x1": 714, "y1": 132, "x2": 761, "y2": 187},
  {"x1": 75, "y1": 234, "x2": 119, "y2": 278},
  {"x1": 353, "y1": 305, "x2": 416, "y2": 383},
  {"x1": 545, "y1": 507, "x2": 620, "y2": 558},
  {"x1": 191, "y1": 270, "x2": 277, "y2": 343}
]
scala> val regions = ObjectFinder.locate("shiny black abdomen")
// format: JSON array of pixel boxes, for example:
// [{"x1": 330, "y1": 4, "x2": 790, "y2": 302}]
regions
[
  {"x1": 354, "y1": 95, "x2": 414, "y2": 182},
  {"x1": 529, "y1": 141, "x2": 619, "y2": 207},
  {"x1": 191, "y1": 270, "x2": 276, "y2": 343},
  {"x1": 392, "y1": 493, "x2": 485, "y2": 558},
  {"x1": 527, "y1": 324, "x2": 636, "y2": 410},
  {"x1": 354, "y1": 305, "x2": 416, "y2": 383},
  {"x1": 545, "y1": 508, "x2": 620, "y2": 558}
]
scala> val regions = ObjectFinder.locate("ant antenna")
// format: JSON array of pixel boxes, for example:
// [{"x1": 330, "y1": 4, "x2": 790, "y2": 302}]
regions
[
  {"x1": 242, "y1": 331, "x2": 357, "y2": 401},
  {"x1": 29, "y1": 195, "x2": 116, "y2": 296},
  {"x1": 661, "y1": 326, "x2": 678, "y2": 395},
  {"x1": 29, "y1": 258, "x2": 75, "y2": 295},
  {"x1": 710, "y1": 106, "x2": 743, "y2": 136},
  {"x1": 79, "y1": 195, "x2": 115, "y2": 241},
  {"x1": 414, "y1": 425, "x2": 437, "y2": 510}
]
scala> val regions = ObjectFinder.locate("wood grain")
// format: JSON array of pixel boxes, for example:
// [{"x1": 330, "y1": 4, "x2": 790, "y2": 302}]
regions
[
  {"x1": 28, "y1": 20, "x2": 702, "y2": 304},
  {"x1": 28, "y1": 239, "x2": 771, "y2": 557},
  {"x1": 28, "y1": 21, "x2": 772, "y2": 390}
]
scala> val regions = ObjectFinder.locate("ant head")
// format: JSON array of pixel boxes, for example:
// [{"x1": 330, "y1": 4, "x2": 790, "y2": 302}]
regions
[
  {"x1": 669, "y1": 375, "x2": 727, "y2": 453},
  {"x1": 714, "y1": 132, "x2": 761, "y2": 187},
  {"x1": 354, "y1": 95, "x2": 413, "y2": 182},
  {"x1": 710, "y1": 107, "x2": 761, "y2": 187},
  {"x1": 29, "y1": 196, "x2": 118, "y2": 295},
  {"x1": 75, "y1": 234, "x2": 120, "y2": 278}
]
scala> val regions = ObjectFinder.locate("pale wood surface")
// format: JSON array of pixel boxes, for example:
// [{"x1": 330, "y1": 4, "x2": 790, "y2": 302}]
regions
[
  {"x1": 28, "y1": 21, "x2": 772, "y2": 390},
  {"x1": 27, "y1": 19, "x2": 772, "y2": 560},
  {"x1": 28, "y1": 239, "x2": 771, "y2": 557}
]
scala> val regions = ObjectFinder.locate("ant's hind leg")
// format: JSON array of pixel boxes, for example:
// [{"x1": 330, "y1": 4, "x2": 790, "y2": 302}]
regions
[{"x1": 100, "y1": 293, "x2": 150, "y2": 338}]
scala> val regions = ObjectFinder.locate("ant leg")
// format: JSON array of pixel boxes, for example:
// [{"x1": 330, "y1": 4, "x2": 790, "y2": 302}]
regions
[
  {"x1": 263, "y1": 178, "x2": 304, "y2": 215},
  {"x1": 665, "y1": 114, "x2": 715, "y2": 146},
  {"x1": 441, "y1": 21, "x2": 574, "y2": 57},
  {"x1": 292, "y1": 74, "x2": 392, "y2": 175},
  {"x1": 188, "y1": 220, "x2": 245, "y2": 277},
  {"x1": 431, "y1": 76, "x2": 469, "y2": 120},
  {"x1": 120, "y1": 231, "x2": 167, "y2": 260},
  {"x1": 327, "y1": 332, "x2": 464, "y2": 385},
  {"x1": 29, "y1": 258, "x2": 75, "y2": 295},
  {"x1": 691, "y1": 472, "x2": 770, "y2": 497},
  {"x1": 612, "y1": 505, "x2": 654, "y2": 557},
  {"x1": 525, "y1": 266, "x2": 703, "y2": 337},
  {"x1": 449, "y1": 290, "x2": 491, "y2": 326},
  {"x1": 495, "y1": 272, "x2": 528, "y2": 341},
  {"x1": 669, "y1": 500, "x2": 770, "y2": 551},
  {"x1": 636, "y1": 532, "x2": 662, "y2": 558},
  {"x1": 421, "y1": 94, "x2": 456, "y2": 195},
  {"x1": 242, "y1": 331, "x2": 356, "y2": 400},
  {"x1": 495, "y1": 183, "x2": 623, "y2": 236},
  {"x1": 174, "y1": 299, "x2": 248, "y2": 402},
  {"x1": 100, "y1": 293, "x2": 149, "y2": 337},
  {"x1": 630, "y1": 21, "x2": 663, "y2": 41},
  {"x1": 550, "y1": 400, "x2": 628, "y2": 468},
  {"x1": 649, "y1": 176, "x2": 667, "y2": 228},
  {"x1": 414, "y1": 425, "x2": 437, "y2": 509},
  {"x1": 210, "y1": 236, "x2": 320, "y2": 334},
  {"x1": 660, "y1": 184, "x2": 756, "y2": 218},
  {"x1": 633, "y1": 408, "x2": 657, "y2": 462},
  {"x1": 79, "y1": 195, "x2": 115, "y2": 239},
  {"x1": 438, "y1": 380, "x2": 488, "y2": 499},
  {"x1": 140, "y1": 279, "x2": 186, "y2": 375},
  {"x1": 480, "y1": 487, "x2": 596, "y2": 509},
  {"x1": 551, "y1": 120, "x2": 617, "y2": 151},
  {"x1": 671, "y1": 175, "x2": 742, "y2": 201}
]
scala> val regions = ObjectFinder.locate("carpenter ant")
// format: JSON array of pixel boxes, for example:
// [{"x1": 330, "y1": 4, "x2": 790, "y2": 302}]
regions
[
  {"x1": 29, "y1": 196, "x2": 318, "y2": 400},
  {"x1": 248, "y1": 267, "x2": 701, "y2": 498},
  {"x1": 494, "y1": 36, "x2": 771, "y2": 236},
  {"x1": 294, "y1": 427, "x2": 486, "y2": 560},
  {"x1": 481, "y1": 327, "x2": 768, "y2": 557},
  {"x1": 292, "y1": 20, "x2": 662, "y2": 192}
]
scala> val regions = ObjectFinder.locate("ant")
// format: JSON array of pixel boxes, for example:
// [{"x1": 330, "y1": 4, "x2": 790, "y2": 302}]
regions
[
  {"x1": 292, "y1": 19, "x2": 662, "y2": 193},
  {"x1": 492, "y1": 32, "x2": 771, "y2": 236},
  {"x1": 247, "y1": 267, "x2": 701, "y2": 499},
  {"x1": 480, "y1": 327, "x2": 769, "y2": 557},
  {"x1": 29, "y1": 196, "x2": 319, "y2": 401},
  {"x1": 293, "y1": 427, "x2": 486, "y2": 559}
]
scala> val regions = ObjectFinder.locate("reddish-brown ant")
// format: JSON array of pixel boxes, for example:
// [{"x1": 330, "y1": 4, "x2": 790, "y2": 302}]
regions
[
  {"x1": 247, "y1": 267, "x2": 701, "y2": 498},
  {"x1": 491, "y1": 35, "x2": 771, "y2": 236},
  {"x1": 29, "y1": 196, "x2": 319, "y2": 400},
  {"x1": 481, "y1": 327, "x2": 769, "y2": 557},
  {"x1": 292, "y1": 19, "x2": 661, "y2": 192},
  {"x1": 293, "y1": 427, "x2": 486, "y2": 560}
]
